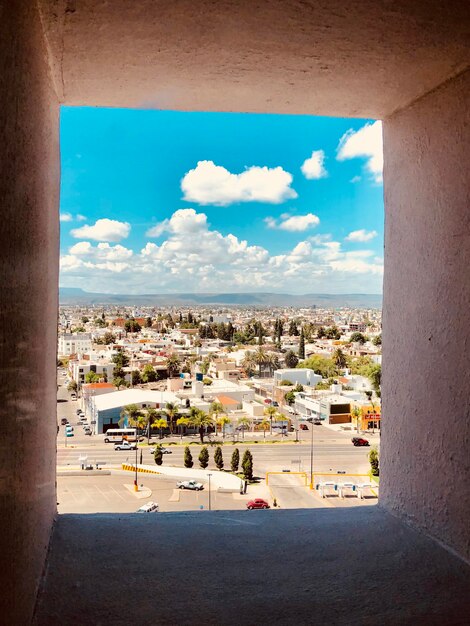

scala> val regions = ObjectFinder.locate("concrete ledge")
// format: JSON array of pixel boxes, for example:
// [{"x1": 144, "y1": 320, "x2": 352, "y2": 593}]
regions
[
  {"x1": 123, "y1": 463, "x2": 244, "y2": 491},
  {"x1": 34, "y1": 507, "x2": 470, "y2": 625},
  {"x1": 56, "y1": 470, "x2": 111, "y2": 476}
]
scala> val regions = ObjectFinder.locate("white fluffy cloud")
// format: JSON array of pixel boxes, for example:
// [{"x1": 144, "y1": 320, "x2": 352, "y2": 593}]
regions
[
  {"x1": 345, "y1": 229, "x2": 378, "y2": 242},
  {"x1": 70, "y1": 218, "x2": 131, "y2": 242},
  {"x1": 337, "y1": 121, "x2": 383, "y2": 182},
  {"x1": 61, "y1": 208, "x2": 383, "y2": 293},
  {"x1": 265, "y1": 213, "x2": 320, "y2": 232},
  {"x1": 300, "y1": 150, "x2": 327, "y2": 179},
  {"x1": 60, "y1": 213, "x2": 87, "y2": 222},
  {"x1": 181, "y1": 160, "x2": 297, "y2": 205}
]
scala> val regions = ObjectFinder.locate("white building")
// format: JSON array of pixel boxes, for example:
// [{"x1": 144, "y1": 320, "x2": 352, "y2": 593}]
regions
[
  {"x1": 58, "y1": 332, "x2": 92, "y2": 356},
  {"x1": 274, "y1": 368, "x2": 322, "y2": 388}
]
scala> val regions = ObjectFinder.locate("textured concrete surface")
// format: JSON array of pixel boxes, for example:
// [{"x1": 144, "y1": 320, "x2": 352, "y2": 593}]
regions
[
  {"x1": 0, "y1": 1, "x2": 59, "y2": 624},
  {"x1": 35, "y1": 508, "x2": 470, "y2": 626},
  {"x1": 382, "y1": 69, "x2": 470, "y2": 561},
  {"x1": 38, "y1": 0, "x2": 469, "y2": 116}
]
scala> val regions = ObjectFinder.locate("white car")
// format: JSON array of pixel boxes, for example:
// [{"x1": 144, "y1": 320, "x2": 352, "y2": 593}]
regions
[
  {"x1": 114, "y1": 441, "x2": 137, "y2": 451},
  {"x1": 136, "y1": 501, "x2": 159, "y2": 513},
  {"x1": 149, "y1": 447, "x2": 172, "y2": 455},
  {"x1": 176, "y1": 480, "x2": 204, "y2": 491}
]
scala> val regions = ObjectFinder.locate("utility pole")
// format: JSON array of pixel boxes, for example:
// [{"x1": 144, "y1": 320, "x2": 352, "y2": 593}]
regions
[
  {"x1": 134, "y1": 442, "x2": 138, "y2": 492},
  {"x1": 309, "y1": 420, "x2": 314, "y2": 490},
  {"x1": 207, "y1": 473, "x2": 212, "y2": 510}
]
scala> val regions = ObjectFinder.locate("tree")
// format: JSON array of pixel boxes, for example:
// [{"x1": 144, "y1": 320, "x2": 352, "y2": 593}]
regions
[
  {"x1": 67, "y1": 380, "x2": 78, "y2": 392},
  {"x1": 217, "y1": 415, "x2": 231, "y2": 439},
  {"x1": 176, "y1": 416, "x2": 190, "y2": 442},
  {"x1": 153, "y1": 418, "x2": 168, "y2": 440},
  {"x1": 288, "y1": 320, "x2": 299, "y2": 336},
  {"x1": 369, "y1": 446, "x2": 379, "y2": 476},
  {"x1": 120, "y1": 404, "x2": 142, "y2": 429},
  {"x1": 131, "y1": 370, "x2": 142, "y2": 386},
  {"x1": 210, "y1": 401, "x2": 224, "y2": 420},
  {"x1": 332, "y1": 348, "x2": 347, "y2": 369},
  {"x1": 325, "y1": 326, "x2": 341, "y2": 340},
  {"x1": 279, "y1": 379, "x2": 293, "y2": 386},
  {"x1": 259, "y1": 418, "x2": 270, "y2": 439},
  {"x1": 85, "y1": 371, "x2": 100, "y2": 383},
  {"x1": 241, "y1": 351, "x2": 257, "y2": 377},
  {"x1": 264, "y1": 405, "x2": 277, "y2": 435},
  {"x1": 350, "y1": 332, "x2": 366, "y2": 344},
  {"x1": 141, "y1": 364, "x2": 157, "y2": 383},
  {"x1": 372, "y1": 334, "x2": 382, "y2": 346},
  {"x1": 214, "y1": 446, "x2": 224, "y2": 470},
  {"x1": 199, "y1": 446, "x2": 209, "y2": 469},
  {"x1": 293, "y1": 383, "x2": 304, "y2": 392},
  {"x1": 166, "y1": 354, "x2": 181, "y2": 377},
  {"x1": 351, "y1": 406, "x2": 362, "y2": 434},
  {"x1": 102, "y1": 331, "x2": 116, "y2": 345},
  {"x1": 113, "y1": 376, "x2": 127, "y2": 390},
  {"x1": 164, "y1": 401, "x2": 179, "y2": 434},
  {"x1": 298, "y1": 327, "x2": 305, "y2": 359},
  {"x1": 145, "y1": 316, "x2": 152, "y2": 328},
  {"x1": 153, "y1": 445, "x2": 163, "y2": 466},
  {"x1": 189, "y1": 408, "x2": 213, "y2": 443},
  {"x1": 112, "y1": 351, "x2": 129, "y2": 378},
  {"x1": 184, "y1": 446, "x2": 193, "y2": 469},
  {"x1": 284, "y1": 350, "x2": 299, "y2": 368},
  {"x1": 284, "y1": 390, "x2": 296, "y2": 405},
  {"x1": 298, "y1": 355, "x2": 338, "y2": 378},
  {"x1": 144, "y1": 408, "x2": 158, "y2": 443},
  {"x1": 367, "y1": 364, "x2": 382, "y2": 394},
  {"x1": 81, "y1": 316, "x2": 89, "y2": 324},
  {"x1": 241, "y1": 449, "x2": 253, "y2": 480},
  {"x1": 238, "y1": 416, "x2": 251, "y2": 439},
  {"x1": 231, "y1": 448, "x2": 240, "y2": 473},
  {"x1": 124, "y1": 318, "x2": 141, "y2": 333}
]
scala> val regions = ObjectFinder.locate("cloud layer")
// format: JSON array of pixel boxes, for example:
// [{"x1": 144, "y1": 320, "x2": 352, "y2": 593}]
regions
[
  {"x1": 71, "y1": 218, "x2": 131, "y2": 242},
  {"x1": 301, "y1": 150, "x2": 327, "y2": 179},
  {"x1": 337, "y1": 121, "x2": 383, "y2": 182},
  {"x1": 345, "y1": 229, "x2": 378, "y2": 242},
  {"x1": 181, "y1": 160, "x2": 297, "y2": 205},
  {"x1": 61, "y1": 208, "x2": 383, "y2": 293},
  {"x1": 265, "y1": 213, "x2": 320, "y2": 232}
]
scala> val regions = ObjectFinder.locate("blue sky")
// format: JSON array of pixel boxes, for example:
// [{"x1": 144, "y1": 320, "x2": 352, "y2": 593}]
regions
[{"x1": 60, "y1": 107, "x2": 384, "y2": 294}]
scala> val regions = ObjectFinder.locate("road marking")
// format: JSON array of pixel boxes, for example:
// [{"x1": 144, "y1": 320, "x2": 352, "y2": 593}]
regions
[{"x1": 168, "y1": 489, "x2": 180, "y2": 502}]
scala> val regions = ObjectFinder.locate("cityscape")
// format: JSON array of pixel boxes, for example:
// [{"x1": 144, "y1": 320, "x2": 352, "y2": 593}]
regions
[{"x1": 57, "y1": 299, "x2": 382, "y2": 513}]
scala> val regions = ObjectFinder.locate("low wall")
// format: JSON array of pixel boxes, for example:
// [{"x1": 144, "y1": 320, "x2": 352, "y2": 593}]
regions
[{"x1": 122, "y1": 464, "x2": 244, "y2": 492}]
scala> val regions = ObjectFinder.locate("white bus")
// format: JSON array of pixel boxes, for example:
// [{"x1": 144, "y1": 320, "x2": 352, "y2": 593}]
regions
[{"x1": 103, "y1": 428, "x2": 138, "y2": 443}]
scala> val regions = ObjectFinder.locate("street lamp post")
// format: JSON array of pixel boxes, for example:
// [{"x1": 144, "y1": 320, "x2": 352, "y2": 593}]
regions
[
  {"x1": 207, "y1": 473, "x2": 212, "y2": 510},
  {"x1": 134, "y1": 442, "x2": 138, "y2": 492},
  {"x1": 309, "y1": 419, "x2": 314, "y2": 490}
]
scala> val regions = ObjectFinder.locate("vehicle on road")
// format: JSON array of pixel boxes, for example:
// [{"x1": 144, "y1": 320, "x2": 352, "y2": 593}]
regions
[
  {"x1": 60, "y1": 418, "x2": 67, "y2": 425},
  {"x1": 65, "y1": 425, "x2": 73, "y2": 432},
  {"x1": 104, "y1": 428, "x2": 138, "y2": 443},
  {"x1": 351, "y1": 437, "x2": 370, "y2": 446},
  {"x1": 114, "y1": 441, "x2": 137, "y2": 451},
  {"x1": 149, "y1": 447, "x2": 172, "y2": 454},
  {"x1": 84, "y1": 429, "x2": 92, "y2": 436},
  {"x1": 176, "y1": 480, "x2": 204, "y2": 491},
  {"x1": 65, "y1": 431, "x2": 74, "y2": 438},
  {"x1": 246, "y1": 499, "x2": 270, "y2": 510},
  {"x1": 70, "y1": 393, "x2": 77, "y2": 401},
  {"x1": 299, "y1": 424, "x2": 309, "y2": 430},
  {"x1": 136, "y1": 501, "x2": 159, "y2": 513},
  {"x1": 313, "y1": 419, "x2": 322, "y2": 425},
  {"x1": 76, "y1": 409, "x2": 82, "y2": 415},
  {"x1": 272, "y1": 401, "x2": 279, "y2": 407}
]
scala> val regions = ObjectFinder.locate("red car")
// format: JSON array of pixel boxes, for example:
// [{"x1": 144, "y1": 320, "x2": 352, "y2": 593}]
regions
[
  {"x1": 246, "y1": 498, "x2": 270, "y2": 510},
  {"x1": 351, "y1": 437, "x2": 370, "y2": 446}
]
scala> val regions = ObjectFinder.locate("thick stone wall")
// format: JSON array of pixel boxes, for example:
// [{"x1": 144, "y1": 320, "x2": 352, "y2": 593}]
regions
[
  {"x1": 0, "y1": 1, "x2": 60, "y2": 622},
  {"x1": 381, "y1": 70, "x2": 470, "y2": 561}
]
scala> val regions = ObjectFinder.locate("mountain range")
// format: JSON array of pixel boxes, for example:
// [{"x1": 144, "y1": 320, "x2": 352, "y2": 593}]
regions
[{"x1": 59, "y1": 287, "x2": 382, "y2": 308}]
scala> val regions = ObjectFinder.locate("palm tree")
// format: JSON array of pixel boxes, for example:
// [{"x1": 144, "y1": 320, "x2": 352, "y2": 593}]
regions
[
  {"x1": 217, "y1": 415, "x2": 231, "y2": 439},
  {"x1": 164, "y1": 401, "x2": 179, "y2": 434},
  {"x1": 119, "y1": 404, "x2": 142, "y2": 429},
  {"x1": 275, "y1": 412, "x2": 287, "y2": 437},
  {"x1": 241, "y1": 351, "x2": 257, "y2": 377},
  {"x1": 188, "y1": 409, "x2": 213, "y2": 443},
  {"x1": 176, "y1": 416, "x2": 190, "y2": 442},
  {"x1": 259, "y1": 418, "x2": 270, "y2": 440},
  {"x1": 332, "y1": 348, "x2": 347, "y2": 369},
  {"x1": 153, "y1": 417, "x2": 168, "y2": 440},
  {"x1": 265, "y1": 352, "x2": 281, "y2": 376},
  {"x1": 210, "y1": 401, "x2": 224, "y2": 420},
  {"x1": 238, "y1": 416, "x2": 251, "y2": 439},
  {"x1": 145, "y1": 408, "x2": 158, "y2": 443},
  {"x1": 165, "y1": 354, "x2": 181, "y2": 377},
  {"x1": 254, "y1": 347, "x2": 268, "y2": 377},
  {"x1": 264, "y1": 405, "x2": 277, "y2": 435}
]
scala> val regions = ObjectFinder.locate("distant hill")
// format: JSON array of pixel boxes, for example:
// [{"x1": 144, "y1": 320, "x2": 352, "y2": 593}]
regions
[{"x1": 59, "y1": 288, "x2": 382, "y2": 308}]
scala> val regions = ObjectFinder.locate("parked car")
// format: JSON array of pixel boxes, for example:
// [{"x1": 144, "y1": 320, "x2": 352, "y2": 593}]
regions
[
  {"x1": 149, "y1": 447, "x2": 172, "y2": 454},
  {"x1": 84, "y1": 429, "x2": 92, "y2": 436},
  {"x1": 65, "y1": 425, "x2": 73, "y2": 432},
  {"x1": 272, "y1": 401, "x2": 279, "y2": 407},
  {"x1": 136, "y1": 501, "x2": 159, "y2": 513},
  {"x1": 351, "y1": 437, "x2": 370, "y2": 446},
  {"x1": 313, "y1": 419, "x2": 322, "y2": 425},
  {"x1": 60, "y1": 417, "x2": 67, "y2": 425},
  {"x1": 76, "y1": 409, "x2": 82, "y2": 415},
  {"x1": 65, "y1": 431, "x2": 74, "y2": 438},
  {"x1": 263, "y1": 399, "x2": 272, "y2": 404},
  {"x1": 176, "y1": 480, "x2": 204, "y2": 491},
  {"x1": 114, "y1": 441, "x2": 137, "y2": 451},
  {"x1": 246, "y1": 498, "x2": 270, "y2": 510},
  {"x1": 299, "y1": 424, "x2": 309, "y2": 430}
]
